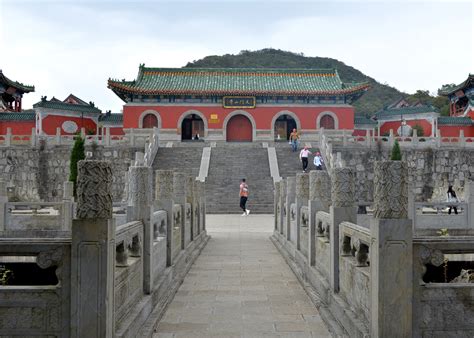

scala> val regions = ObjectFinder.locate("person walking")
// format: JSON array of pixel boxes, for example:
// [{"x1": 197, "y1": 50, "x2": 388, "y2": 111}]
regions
[
  {"x1": 289, "y1": 128, "x2": 299, "y2": 152},
  {"x1": 239, "y1": 178, "x2": 250, "y2": 216},
  {"x1": 313, "y1": 151, "x2": 323, "y2": 170},
  {"x1": 447, "y1": 185, "x2": 459, "y2": 215},
  {"x1": 299, "y1": 146, "x2": 312, "y2": 173}
]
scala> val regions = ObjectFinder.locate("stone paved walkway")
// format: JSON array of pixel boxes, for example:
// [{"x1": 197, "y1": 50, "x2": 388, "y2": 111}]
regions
[{"x1": 154, "y1": 214, "x2": 331, "y2": 338}]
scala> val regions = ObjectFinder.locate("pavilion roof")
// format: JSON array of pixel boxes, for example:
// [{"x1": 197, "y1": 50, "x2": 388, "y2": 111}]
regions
[
  {"x1": 438, "y1": 74, "x2": 474, "y2": 96},
  {"x1": 0, "y1": 112, "x2": 35, "y2": 121},
  {"x1": 374, "y1": 105, "x2": 437, "y2": 119},
  {"x1": 354, "y1": 116, "x2": 377, "y2": 125},
  {"x1": 0, "y1": 70, "x2": 35, "y2": 93},
  {"x1": 437, "y1": 116, "x2": 473, "y2": 126},
  {"x1": 33, "y1": 99, "x2": 101, "y2": 114},
  {"x1": 99, "y1": 113, "x2": 123, "y2": 124},
  {"x1": 108, "y1": 66, "x2": 370, "y2": 101}
]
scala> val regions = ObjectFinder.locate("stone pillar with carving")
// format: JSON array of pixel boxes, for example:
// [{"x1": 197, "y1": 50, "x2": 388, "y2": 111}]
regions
[
  {"x1": 274, "y1": 181, "x2": 281, "y2": 233},
  {"x1": 295, "y1": 173, "x2": 309, "y2": 250},
  {"x1": 308, "y1": 171, "x2": 326, "y2": 266},
  {"x1": 62, "y1": 181, "x2": 74, "y2": 231},
  {"x1": 192, "y1": 179, "x2": 200, "y2": 238},
  {"x1": 195, "y1": 180, "x2": 206, "y2": 232},
  {"x1": 71, "y1": 160, "x2": 115, "y2": 338},
  {"x1": 0, "y1": 179, "x2": 7, "y2": 232},
  {"x1": 466, "y1": 180, "x2": 474, "y2": 228},
  {"x1": 370, "y1": 160, "x2": 412, "y2": 338},
  {"x1": 285, "y1": 177, "x2": 296, "y2": 241},
  {"x1": 185, "y1": 176, "x2": 194, "y2": 243},
  {"x1": 279, "y1": 179, "x2": 287, "y2": 236},
  {"x1": 173, "y1": 172, "x2": 186, "y2": 250},
  {"x1": 128, "y1": 165, "x2": 153, "y2": 294},
  {"x1": 155, "y1": 170, "x2": 174, "y2": 266},
  {"x1": 330, "y1": 167, "x2": 356, "y2": 293}
]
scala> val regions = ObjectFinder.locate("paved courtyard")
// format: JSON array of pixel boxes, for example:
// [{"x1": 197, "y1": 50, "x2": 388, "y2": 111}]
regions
[{"x1": 154, "y1": 214, "x2": 331, "y2": 337}]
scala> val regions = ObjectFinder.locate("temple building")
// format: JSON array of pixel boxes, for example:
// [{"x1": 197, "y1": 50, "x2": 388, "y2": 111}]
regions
[
  {"x1": 33, "y1": 94, "x2": 102, "y2": 135},
  {"x1": 108, "y1": 65, "x2": 370, "y2": 142},
  {"x1": 439, "y1": 74, "x2": 474, "y2": 118},
  {"x1": 0, "y1": 70, "x2": 34, "y2": 113}
]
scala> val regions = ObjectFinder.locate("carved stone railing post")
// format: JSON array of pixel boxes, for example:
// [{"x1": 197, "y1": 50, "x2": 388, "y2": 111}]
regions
[
  {"x1": 155, "y1": 170, "x2": 174, "y2": 266},
  {"x1": 330, "y1": 167, "x2": 356, "y2": 293},
  {"x1": 62, "y1": 181, "x2": 74, "y2": 231},
  {"x1": 71, "y1": 160, "x2": 114, "y2": 338},
  {"x1": 0, "y1": 179, "x2": 7, "y2": 232},
  {"x1": 279, "y1": 180, "x2": 286, "y2": 236},
  {"x1": 370, "y1": 160, "x2": 412, "y2": 338},
  {"x1": 192, "y1": 179, "x2": 200, "y2": 238},
  {"x1": 466, "y1": 180, "x2": 474, "y2": 228},
  {"x1": 274, "y1": 181, "x2": 281, "y2": 233},
  {"x1": 185, "y1": 176, "x2": 194, "y2": 243},
  {"x1": 285, "y1": 177, "x2": 296, "y2": 241},
  {"x1": 173, "y1": 172, "x2": 186, "y2": 250},
  {"x1": 295, "y1": 173, "x2": 309, "y2": 250},
  {"x1": 127, "y1": 166, "x2": 153, "y2": 293},
  {"x1": 195, "y1": 180, "x2": 206, "y2": 233},
  {"x1": 308, "y1": 171, "x2": 326, "y2": 266}
]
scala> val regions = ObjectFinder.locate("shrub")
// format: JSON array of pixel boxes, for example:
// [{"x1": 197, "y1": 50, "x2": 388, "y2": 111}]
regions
[
  {"x1": 69, "y1": 136, "x2": 85, "y2": 197},
  {"x1": 411, "y1": 123, "x2": 425, "y2": 137},
  {"x1": 391, "y1": 140, "x2": 401, "y2": 160}
]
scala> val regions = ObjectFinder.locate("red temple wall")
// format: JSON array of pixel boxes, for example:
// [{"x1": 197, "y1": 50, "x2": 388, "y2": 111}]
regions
[
  {"x1": 41, "y1": 115, "x2": 97, "y2": 135},
  {"x1": 123, "y1": 105, "x2": 355, "y2": 130},
  {"x1": 380, "y1": 119, "x2": 433, "y2": 136},
  {"x1": 0, "y1": 121, "x2": 36, "y2": 135},
  {"x1": 439, "y1": 126, "x2": 474, "y2": 137}
]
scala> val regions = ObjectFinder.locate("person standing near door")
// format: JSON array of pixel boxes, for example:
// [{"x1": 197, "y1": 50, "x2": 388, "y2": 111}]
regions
[
  {"x1": 289, "y1": 128, "x2": 299, "y2": 152},
  {"x1": 239, "y1": 179, "x2": 250, "y2": 216}
]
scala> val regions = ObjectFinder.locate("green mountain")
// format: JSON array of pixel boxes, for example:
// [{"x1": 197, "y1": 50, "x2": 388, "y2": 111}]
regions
[{"x1": 185, "y1": 49, "x2": 446, "y2": 115}]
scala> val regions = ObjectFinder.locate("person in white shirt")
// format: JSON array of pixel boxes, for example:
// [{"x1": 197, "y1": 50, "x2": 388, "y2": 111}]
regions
[
  {"x1": 313, "y1": 152, "x2": 323, "y2": 170},
  {"x1": 299, "y1": 146, "x2": 312, "y2": 172}
]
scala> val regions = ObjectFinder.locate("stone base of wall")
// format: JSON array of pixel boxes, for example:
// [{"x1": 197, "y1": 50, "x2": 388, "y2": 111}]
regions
[
  {"x1": 115, "y1": 231, "x2": 210, "y2": 337},
  {"x1": 270, "y1": 231, "x2": 369, "y2": 338}
]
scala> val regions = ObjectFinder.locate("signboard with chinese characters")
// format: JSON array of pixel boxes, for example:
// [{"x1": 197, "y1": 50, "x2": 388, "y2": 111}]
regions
[{"x1": 223, "y1": 96, "x2": 256, "y2": 108}]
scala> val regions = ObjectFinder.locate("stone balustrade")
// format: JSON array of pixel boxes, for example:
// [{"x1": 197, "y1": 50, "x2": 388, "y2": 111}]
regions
[
  {"x1": 0, "y1": 127, "x2": 157, "y2": 148},
  {"x1": 271, "y1": 161, "x2": 474, "y2": 337},
  {"x1": 0, "y1": 159, "x2": 209, "y2": 338}
]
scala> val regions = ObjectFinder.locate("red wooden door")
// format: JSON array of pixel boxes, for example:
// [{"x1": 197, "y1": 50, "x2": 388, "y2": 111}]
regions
[
  {"x1": 320, "y1": 115, "x2": 335, "y2": 129},
  {"x1": 226, "y1": 115, "x2": 252, "y2": 142},
  {"x1": 143, "y1": 114, "x2": 158, "y2": 128}
]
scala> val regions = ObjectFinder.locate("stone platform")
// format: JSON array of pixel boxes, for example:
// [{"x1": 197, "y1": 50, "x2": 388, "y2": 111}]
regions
[{"x1": 153, "y1": 214, "x2": 331, "y2": 337}]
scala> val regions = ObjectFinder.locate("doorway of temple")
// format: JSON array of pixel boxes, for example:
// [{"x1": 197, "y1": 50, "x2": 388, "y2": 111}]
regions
[
  {"x1": 181, "y1": 114, "x2": 204, "y2": 140},
  {"x1": 320, "y1": 114, "x2": 335, "y2": 129},
  {"x1": 142, "y1": 113, "x2": 158, "y2": 128},
  {"x1": 226, "y1": 115, "x2": 252, "y2": 142},
  {"x1": 274, "y1": 115, "x2": 297, "y2": 141}
]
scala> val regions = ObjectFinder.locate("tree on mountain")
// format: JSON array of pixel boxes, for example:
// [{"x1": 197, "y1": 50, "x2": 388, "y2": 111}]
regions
[{"x1": 69, "y1": 136, "x2": 85, "y2": 197}]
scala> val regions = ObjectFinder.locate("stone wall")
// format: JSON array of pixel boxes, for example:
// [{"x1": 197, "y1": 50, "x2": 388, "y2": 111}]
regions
[
  {"x1": 337, "y1": 146, "x2": 474, "y2": 202},
  {"x1": 0, "y1": 145, "x2": 140, "y2": 201}
]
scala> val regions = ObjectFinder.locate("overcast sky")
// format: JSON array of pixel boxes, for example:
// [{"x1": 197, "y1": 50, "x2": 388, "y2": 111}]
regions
[{"x1": 1, "y1": 0, "x2": 472, "y2": 113}]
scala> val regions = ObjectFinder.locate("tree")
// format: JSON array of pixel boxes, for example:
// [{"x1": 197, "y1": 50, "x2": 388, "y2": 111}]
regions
[
  {"x1": 391, "y1": 140, "x2": 401, "y2": 161},
  {"x1": 69, "y1": 136, "x2": 85, "y2": 196}
]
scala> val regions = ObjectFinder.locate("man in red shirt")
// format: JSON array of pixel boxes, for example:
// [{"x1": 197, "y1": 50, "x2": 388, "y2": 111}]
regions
[{"x1": 239, "y1": 179, "x2": 250, "y2": 216}]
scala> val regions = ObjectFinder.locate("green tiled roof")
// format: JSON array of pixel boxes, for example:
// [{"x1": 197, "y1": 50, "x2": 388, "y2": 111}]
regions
[
  {"x1": 437, "y1": 116, "x2": 473, "y2": 126},
  {"x1": 0, "y1": 70, "x2": 35, "y2": 93},
  {"x1": 438, "y1": 74, "x2": 474, "y2": 96},
  {"x1": 375, "y1": 105, "x2": 437, "y2": 118},
  {"x1": 0, "y1": 112, "x2": 35, "y2": 121},
  {"x1": 354, "y1": 116, "x2": 377, "y2": 125},
  {"x1": 108, "y1": 66, "x2": 370, "y2": 98},
  {"x1": 99, "y1": 114, "x2": 123, "y2": 124},
  {"x1": 33, "y1": 100, "x2": 101, "y2": 114}
]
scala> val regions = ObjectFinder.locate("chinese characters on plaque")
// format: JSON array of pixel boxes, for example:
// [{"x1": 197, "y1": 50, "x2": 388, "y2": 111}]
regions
[{"x1": 223, "y1": 96, "x2": 256, "y2": 108}]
